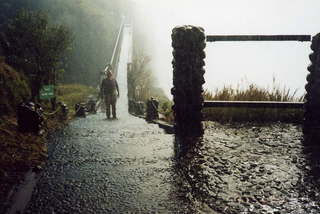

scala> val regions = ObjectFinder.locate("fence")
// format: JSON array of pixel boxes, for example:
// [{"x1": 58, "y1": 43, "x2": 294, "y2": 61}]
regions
[
  {"x1": 98, "y1": 18, "x2": 125, "y2": 84},
  {"x1": 108, "y1": 19, "x2": 125, "y2": 78},
  {"x1": 171, "y1": 25, "x2": 320, "y2": 144}
]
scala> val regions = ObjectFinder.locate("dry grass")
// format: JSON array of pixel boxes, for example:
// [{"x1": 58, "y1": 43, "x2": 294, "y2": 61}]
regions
[
  {"x1": 0, "y1": 118, "x2": 47, "y2": 169},
  {"x1": 0, "y1": 116, "x2": 48, "y2": 203},
  {"x1": 0, "y1": 84, "x2": 93, "y2": 203},
  {"x1": 204, "y1": 77, "x2": 304, "y2": 102},
  {"x1": 203, "y1": 79, "x2": 304, "y2": 123}
]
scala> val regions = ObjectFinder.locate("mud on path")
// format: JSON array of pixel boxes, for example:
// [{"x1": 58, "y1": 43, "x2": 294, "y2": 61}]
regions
[{"x1": 182, "y1": 122, "x2": 320, "y2": 214}]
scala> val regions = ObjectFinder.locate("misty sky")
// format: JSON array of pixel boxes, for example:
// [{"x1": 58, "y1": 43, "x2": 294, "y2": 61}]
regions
[{"x1": 132, "y1": 0, "x2": 320, "y2": 97}]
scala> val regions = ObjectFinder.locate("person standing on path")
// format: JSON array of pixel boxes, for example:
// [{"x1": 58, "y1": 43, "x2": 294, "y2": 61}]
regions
[{"x1": 100, "y1": 67, "x2": 119, "y2": 119}]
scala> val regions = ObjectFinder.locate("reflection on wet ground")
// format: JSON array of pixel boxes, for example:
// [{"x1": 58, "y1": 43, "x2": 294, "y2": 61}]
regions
[
  {"x1": 26, "y1": 26, "x2": 194, "y2": 213},
  {"x1": 25, "y1": 119, "x2": 320, "y2": 214},
  {"x1": 24, "y1": 25, "x2": 320, "y2": 213},
  {"x1": 25, "y1": 114, "x2": 193, "y2": 213},
  {"x1": 26, "y1": 114, "x2": 320, "y2": 214},
  {"x1": 178, "y1": 121, "x2": 320, "y2": 214}
]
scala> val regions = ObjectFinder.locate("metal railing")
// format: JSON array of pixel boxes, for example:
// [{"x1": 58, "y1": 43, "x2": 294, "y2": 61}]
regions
[
  {"x1": 203, "y1": 100, "x2": 304, "y2": 109},
  {"x1": 204, "y1": 34, "x2": 310, "y2": 110},
  {"x1": 97, "y1": 19, "x2": 125, "y2": 109},
  {"x1": 106, "y1": 18, "x2": 126, "y2": 78},
  {"x1": 170, "y1": 27, "x2": 314, "y2": 138},
  {"x1": 206, "y1": 35, "x2": 311, "y2": 42}
]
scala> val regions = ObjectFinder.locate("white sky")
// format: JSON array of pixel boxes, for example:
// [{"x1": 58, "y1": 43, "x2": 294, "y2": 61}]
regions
[{"x1": 132, "y1": 0, "x2": 320, "y2": 97}]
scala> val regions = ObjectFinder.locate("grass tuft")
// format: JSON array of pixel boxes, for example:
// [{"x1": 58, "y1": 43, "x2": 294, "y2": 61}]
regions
[{"x1": 203, "y1": 79, "x2": 304, "y2": 123}]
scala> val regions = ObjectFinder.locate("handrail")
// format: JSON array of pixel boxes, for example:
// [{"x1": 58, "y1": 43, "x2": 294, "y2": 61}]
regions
[
  {"x1": 43, "y1": 105, "x2": 62, "y2": 116},
  {"x1": 105, "y1": 18, "x2": 126, "y2": 78},
  {"x1": 207, "y1": 35, "x2": 311, "y2": 42},
  {"x1": 97, "y1": 18, "x2": 126, "y2": 107},
  {"x1": 203, "y1": 100, "x2": 304, "y2": 109},
  {"x1": 110, "y1": 19, "x2": 125, "y2": 67}
]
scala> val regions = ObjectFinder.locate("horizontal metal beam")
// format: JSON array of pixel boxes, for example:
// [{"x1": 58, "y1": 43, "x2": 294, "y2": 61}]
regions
[
  {"x1": 206, "y1": 35, "x2": 311, "y2": 42},
  {"x1": 203, "y1": 101, "x2": 304, "y2": 109}
]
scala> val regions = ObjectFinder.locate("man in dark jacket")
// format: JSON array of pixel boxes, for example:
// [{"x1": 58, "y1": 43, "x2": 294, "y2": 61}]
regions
[{"x1": 100, "y1": 69, "x2": 119, "y2": 119}]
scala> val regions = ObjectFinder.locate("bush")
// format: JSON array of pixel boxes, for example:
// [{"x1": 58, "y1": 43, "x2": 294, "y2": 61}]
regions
[
  {"x1": 0, "y1": 60, "x2": 31, "y2": 116},
  {"x1": 159, "y1": 101, "x2": 174, "y2": 123},
  {"x1": 2, "y1": 9, "x2": 72, "y2": 99}
]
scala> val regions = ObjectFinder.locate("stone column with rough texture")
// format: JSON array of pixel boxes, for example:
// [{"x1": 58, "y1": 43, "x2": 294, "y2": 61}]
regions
[
  {"x1": 304, "y1": 33, "x2": 320, "y2": 144},
  {"x1": 171, "y1": 26, "x2": 206, "y2": 137},
  {"x1": 146, "y1": 97, "x2": 159, "y2": 121}
]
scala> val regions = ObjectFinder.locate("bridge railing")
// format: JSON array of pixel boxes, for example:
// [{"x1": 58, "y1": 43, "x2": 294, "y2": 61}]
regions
[
  {"x1": 203, "y1": 34, "x2": 309, "y2": 111},
  {"x1": 203, "y1": 101, "x2": 303, "y2": 109},
  {"x1": 106, "y1": 18, "x2": 125, "y2": 78},
  {"x1": 97, "y1": 19, "x2": 125, "y2": 107},
  {"x1": 171, "y1": 25, "x2": 320, "y2": 143}
]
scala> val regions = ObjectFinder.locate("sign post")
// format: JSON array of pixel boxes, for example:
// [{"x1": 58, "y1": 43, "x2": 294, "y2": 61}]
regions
[{"x1": 40, "y1": 85, "x2": 55, "y2": 100}]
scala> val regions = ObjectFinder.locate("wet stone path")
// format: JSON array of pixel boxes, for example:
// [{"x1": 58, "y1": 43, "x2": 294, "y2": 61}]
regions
[
  {"x1": 25, "y1": 117, "x2": 320, "y2": 214},
  {"x1": 182, "y1": 122, "x2": 320, "y2": 214},
  {"x1": 25, "y1": 113, "x2": 192, "y2": 213},
  {"x1": 23, "y1": 25, "x2": 320, "y2": 213}
]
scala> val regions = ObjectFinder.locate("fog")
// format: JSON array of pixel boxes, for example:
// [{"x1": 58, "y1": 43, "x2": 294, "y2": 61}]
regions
[{"x1": 132, "y1": 0, "x2": 320, "y2": 97}]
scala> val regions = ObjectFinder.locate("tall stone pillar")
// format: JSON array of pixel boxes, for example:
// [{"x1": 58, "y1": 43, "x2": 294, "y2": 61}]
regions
[
  {"x1": 304, "y1": 33, "x2": 320, "y2": 144},
  {"x1": 171, "y1": 26, "x2": 206, "y2": 138}
]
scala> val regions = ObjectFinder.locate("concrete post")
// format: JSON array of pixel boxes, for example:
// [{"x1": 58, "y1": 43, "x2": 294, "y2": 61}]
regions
[
  {"x1": 171, "y1": 26, "x2": 206, "y2": 137},
  {"x1": 304, "y1": 33, "x2": 320, "y2": 144}
]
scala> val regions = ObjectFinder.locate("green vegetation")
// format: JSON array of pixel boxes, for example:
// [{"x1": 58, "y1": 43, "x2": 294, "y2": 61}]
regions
[
  {"x1": 0, "y1": 0, "x2": 126, "y2": 90},
  {"x1": 57, "y1": 84, "x2": 98, "y2": 113},
  {"x1": 203, "y1": 81, "x2": 304, "y2": 123},
  {"x1": 0, "y1": 60, "x2": 31, "y2": 116},
  {"x1": 0, "y1": 1, "x2": 126, "y2": 203},
  {"x1": 0, "y1": 0, "x2": 128, "y2": 115},
  {"x1": 128, "y1": 16, "x2": 170, "y2": 114},
  {"x1": 159, "y1": 100, "x2": 174, "y2": 123},
  {"x1": 127, "y1": 52, "x2": 171, "y2": 117},
  {"x1": 2, "y1": 9, "x2": 72, "y2": 99},
  {"x1": 42, "y1": 0, "x2": 125, "y2": 85}
]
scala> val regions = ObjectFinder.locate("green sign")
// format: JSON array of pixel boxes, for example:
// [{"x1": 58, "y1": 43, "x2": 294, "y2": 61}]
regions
[{"x1": 40, "y1": 85, "x2": 55, "y2": 100}]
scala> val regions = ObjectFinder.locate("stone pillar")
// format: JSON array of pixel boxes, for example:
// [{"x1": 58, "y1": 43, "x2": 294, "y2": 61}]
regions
[
  {"x1": 59, "y1": 102, "x2": 69, "y2": 121},
  {"x1": 146, "y1": 97, "x2": 159, "y2": 121},
  {"x1": 17, "y1": 102, "x2": 44, "y2": 134},
  {"x1": 304, "y1": 33, "x2": 320, "y2": 144},
  {"x1": 171, "y1": 26, "x2": 206, "y2": 137}
]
